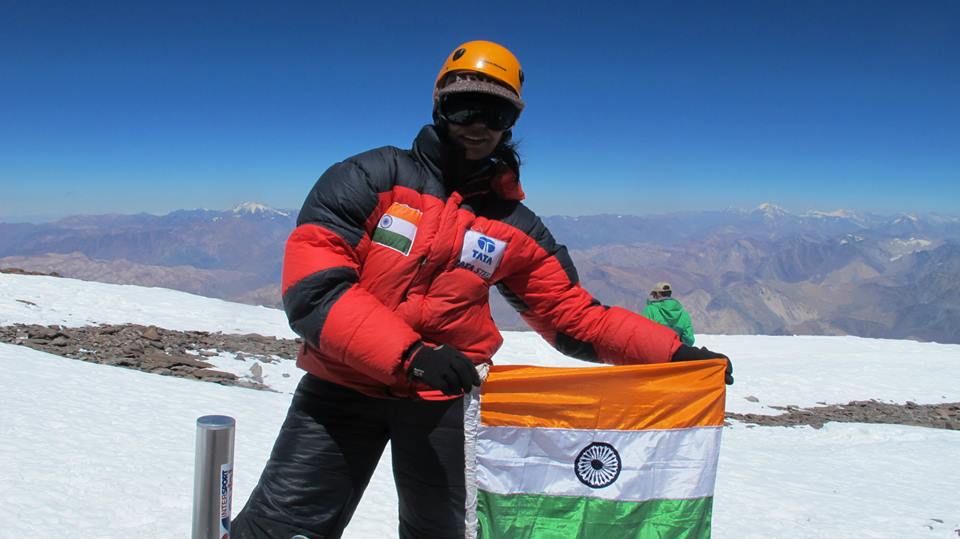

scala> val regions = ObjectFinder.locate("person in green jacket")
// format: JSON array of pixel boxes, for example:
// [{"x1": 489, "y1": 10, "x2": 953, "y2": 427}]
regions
[{"x1": 642, "y1": 282, "x2": 696, "y2": 346}]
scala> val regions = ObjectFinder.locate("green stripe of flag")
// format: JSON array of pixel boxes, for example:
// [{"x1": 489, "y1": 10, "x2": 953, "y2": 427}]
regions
[
  {"x1": 372, "y1": 227, "x2": 412, "y2": 254},
  {"x1": 477, "y1": 491, "x2": 713, "y2": 539}
]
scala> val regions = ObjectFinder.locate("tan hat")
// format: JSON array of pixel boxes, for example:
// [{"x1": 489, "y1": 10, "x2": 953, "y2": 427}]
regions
[
  {"x1": 436, "y1": 71, "x2": 525, "y2": 111},
  {"x1": 651, "y1": 282, "x2": 672, "y2": 294}
]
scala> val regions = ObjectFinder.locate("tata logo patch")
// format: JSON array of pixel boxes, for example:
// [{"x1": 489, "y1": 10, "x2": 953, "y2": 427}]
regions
[{"x1": 458, "y1": 230, "x2": 507, "y2": 279}]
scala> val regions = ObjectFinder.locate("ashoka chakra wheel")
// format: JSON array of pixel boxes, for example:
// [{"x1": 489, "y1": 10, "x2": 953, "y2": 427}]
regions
[{"x1": 574, "y1": 442, "x2": 622, "y2": 488}]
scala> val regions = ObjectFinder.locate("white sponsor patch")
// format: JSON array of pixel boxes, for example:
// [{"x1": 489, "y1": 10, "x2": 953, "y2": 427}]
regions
[{"x1": 458, "y1": 230, "x2": 508, "y2": 279}]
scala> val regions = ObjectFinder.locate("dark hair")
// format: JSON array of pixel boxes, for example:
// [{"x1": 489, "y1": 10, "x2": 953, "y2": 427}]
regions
[{"x1": 493, "y1": 131, "x2": 521, "y2": 177}]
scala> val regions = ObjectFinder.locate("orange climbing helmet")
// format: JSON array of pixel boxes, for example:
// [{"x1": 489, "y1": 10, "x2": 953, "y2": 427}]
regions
[{"x1": 434, "y1": 40, "x2": 525, "y2": 111}]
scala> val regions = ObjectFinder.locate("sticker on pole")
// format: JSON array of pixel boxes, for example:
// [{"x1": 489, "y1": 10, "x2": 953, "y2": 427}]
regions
[{"x1": 219, "y1": 463, "x2": 233, "y2": 538}]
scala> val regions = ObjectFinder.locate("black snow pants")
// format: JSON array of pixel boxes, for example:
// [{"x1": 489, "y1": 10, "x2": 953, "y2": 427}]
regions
[{"x1": 231, "y1": 373, "x2": 467, "y2": 539}]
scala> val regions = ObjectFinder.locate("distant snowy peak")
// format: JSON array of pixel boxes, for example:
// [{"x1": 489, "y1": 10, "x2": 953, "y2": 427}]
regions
[
  {"x1": 806, "y1": 209, "x2": 859, "y2": 219},
  {"x1": 754, "y1": 202, "x2": 788, "y2": 215},
  {"x1": 229, "y1": 202, "x2": 290, "y2": 218},
  {"x1": 891, "y1": 213, "x2": 920, "y2": 225},
  {"x1": 751, "y1": 204, "x2": 871, "y2": 224},
  {"x1": 752, "y1": 203, "x2": 792, "y2": 221},
  {"x1": 884, "y1": 237, "x2": 935, "y2": 261}
]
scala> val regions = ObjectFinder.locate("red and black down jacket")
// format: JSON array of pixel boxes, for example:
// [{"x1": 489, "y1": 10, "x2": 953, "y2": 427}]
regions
[{"x1": 282, "y1": 125, "x2": 682, "y2": 399}]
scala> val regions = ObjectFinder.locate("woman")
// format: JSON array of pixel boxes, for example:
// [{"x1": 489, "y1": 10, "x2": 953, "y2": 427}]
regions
[{"x1": 232, "y1": 39, "x2": 730, "y2": 539}]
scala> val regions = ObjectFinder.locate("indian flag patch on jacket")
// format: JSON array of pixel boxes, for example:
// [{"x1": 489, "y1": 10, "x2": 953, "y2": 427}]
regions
[
  {"x1": 463, "y1": 360, "x2": 727, "y2": 539},
  {"x1": 372, "y1": 203, "x2": 421, "y2": 255}
]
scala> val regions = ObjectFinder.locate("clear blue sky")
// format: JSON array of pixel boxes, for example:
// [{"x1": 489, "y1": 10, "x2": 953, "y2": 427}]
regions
[{"x1": 1, "y1": 1, "x2": 957, "y2": 222}]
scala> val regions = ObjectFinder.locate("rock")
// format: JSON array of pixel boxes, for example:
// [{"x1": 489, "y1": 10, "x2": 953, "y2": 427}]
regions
[
  {"x1": 250, "y1": 363, "x2": 264, "y2": 383},
  {"x1": 122, "y1": 342, "x2": 145, "y2": 357},
  {"x1": 141, "y1": 326, "x2": 161, "y2": 341},
  {"x1": 33, "y1": 327, "x2": 61, "y2": 340},
  {"x1": 0, "y1": 268, "x2": 60, "y2": 277},
  {"x1": 142, "y1": 353, "x2": 215, "y2": 370},
  {"x1": 242, "y1": 333, "x2": 273, "y2": 343},
  {"x1": 192, "y1": 369, "x2": 238, "y2": 381},
  {"x1": 744, "y1": 395, "x2": 759, "y2": 403}
]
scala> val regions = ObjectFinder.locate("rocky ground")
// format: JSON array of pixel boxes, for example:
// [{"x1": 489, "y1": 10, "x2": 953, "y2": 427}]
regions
[
  {"x1": 0, "y1": 323, "x2": 299, "y2": 390},
  {"x1": 727, "y1": 401, "x2": 959, "y2": 430},
  {"x1": 0, "y1": 267, "x2": 62, "y2": 277},
  {"x1": 2, "y1": 323, "x2": 957, "y2": 430}
]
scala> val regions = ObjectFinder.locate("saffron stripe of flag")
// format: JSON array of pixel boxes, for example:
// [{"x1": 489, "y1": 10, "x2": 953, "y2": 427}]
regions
[
  {"x1": 384, "y1": 202, "x2": 422, "y2": 225},
  {"x1": 464, "y1": 360, "x2": 727, "y2": 539}
]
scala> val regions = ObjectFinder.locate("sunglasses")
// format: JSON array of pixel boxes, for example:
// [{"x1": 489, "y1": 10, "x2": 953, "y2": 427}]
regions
[{"x1": 439, "y1": 93, "x2": 520, "y2": 131}]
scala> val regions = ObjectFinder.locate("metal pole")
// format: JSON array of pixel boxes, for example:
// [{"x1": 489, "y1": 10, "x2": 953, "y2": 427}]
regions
[{"x1": 192, "y1": 415, "x2": 236, "y2": 539}]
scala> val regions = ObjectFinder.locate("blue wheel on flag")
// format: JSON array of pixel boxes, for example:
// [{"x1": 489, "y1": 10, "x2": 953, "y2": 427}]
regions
[
  {"x1": 574, "y1": 442, "x2": 622, "y2": 488},
  {"x1": 379, "y1": 215, "x2": 393, "y2": 229}
]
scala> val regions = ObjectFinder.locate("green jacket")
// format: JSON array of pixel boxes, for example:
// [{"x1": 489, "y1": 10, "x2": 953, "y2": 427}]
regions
[{"x1": 642, "y1": 298, "x2": 695, "y2": 346}]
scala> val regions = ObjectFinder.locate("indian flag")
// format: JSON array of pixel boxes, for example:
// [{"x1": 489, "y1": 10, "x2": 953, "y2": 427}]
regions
[
  {"x1": 464, "y1": 360, "x2": 727, "y2": 539},
  {"x1": 372, "y1": 202, "x2": 421, "y2": 255}
]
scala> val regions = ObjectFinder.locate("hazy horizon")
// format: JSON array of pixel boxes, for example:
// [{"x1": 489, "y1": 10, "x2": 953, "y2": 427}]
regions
[{"x1": 3, "y1": 200, "x2": 960, "y2": 225}]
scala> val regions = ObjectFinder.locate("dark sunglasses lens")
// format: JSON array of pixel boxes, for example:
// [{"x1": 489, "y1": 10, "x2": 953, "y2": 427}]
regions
[
  {"x1": 444, "y1": 107, "x2": 479, "y2": 126},
  {"x1": 488, "y1": 104, "x2": 519, "y2": 130},
  {"x1": 441, "y1": 94, "x2": 518, "y2": 130}
]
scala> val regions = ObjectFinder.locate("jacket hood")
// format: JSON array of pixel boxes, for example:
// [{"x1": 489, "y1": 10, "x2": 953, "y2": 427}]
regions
[{"x1": 645, "y1": 298, "x2": 686, "y2": 321}]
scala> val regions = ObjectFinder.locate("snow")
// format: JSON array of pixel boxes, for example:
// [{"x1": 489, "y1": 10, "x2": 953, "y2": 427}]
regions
[
  {"x1": 754, "y1": 202, "x2": 790, "y2": 218},
  {"x1": 886, "y1": 237, "x2": 935, "y2": 261},
  {"x1": 230, "y1": 202, "x2": 290, "y2": 217},
  {"x1": 888, "y1": 237, "x2": 932, "y2": 248},
  {"x1": 1, "y1": 273, "x2": 959, "y2": 538},
  {"x1": 0, "y1": 274, "x2": 296, "y2": 337},
  {"x1": 893, "y1": 214, "x2": 921, "y2": 224},
  {"x1": 806, "y1": 209, "x2": 860, "y2": 219}
]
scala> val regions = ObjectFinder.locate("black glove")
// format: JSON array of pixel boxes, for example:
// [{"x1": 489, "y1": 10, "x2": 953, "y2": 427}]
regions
[
  {"x1": 405, "y1": 343, "x2": 481, "y2": 396},
  {"x1": 671, "y1": 344, "x2": 734, "y2": 385}
]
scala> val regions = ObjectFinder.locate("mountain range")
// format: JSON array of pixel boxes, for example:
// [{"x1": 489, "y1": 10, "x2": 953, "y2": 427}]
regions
[{"x1": 2, "y1": 202, "x2": 958, "y2": 343}]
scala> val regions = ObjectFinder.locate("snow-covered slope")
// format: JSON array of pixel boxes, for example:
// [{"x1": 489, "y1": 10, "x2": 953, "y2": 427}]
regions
[
  {"x1": 0, "y1": 273, "x2": 295, "y2": 337},
  {"x1": 1, "y1": 273, "x2": 959, "y2": 538}
]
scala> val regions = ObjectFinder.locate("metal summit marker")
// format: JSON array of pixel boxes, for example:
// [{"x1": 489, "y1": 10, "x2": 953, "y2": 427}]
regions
[{"x1": 192, "y1": 415, "x2": 236, "y2": 539}]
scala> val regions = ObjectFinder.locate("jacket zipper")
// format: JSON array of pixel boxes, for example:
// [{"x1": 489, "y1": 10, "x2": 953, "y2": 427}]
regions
[
  {"x1": 399, "y1": 193, "x2": 462, "y2": 302},
  {"x1": 400, "y1": 255, "x2": 428, "y2": 301}
]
